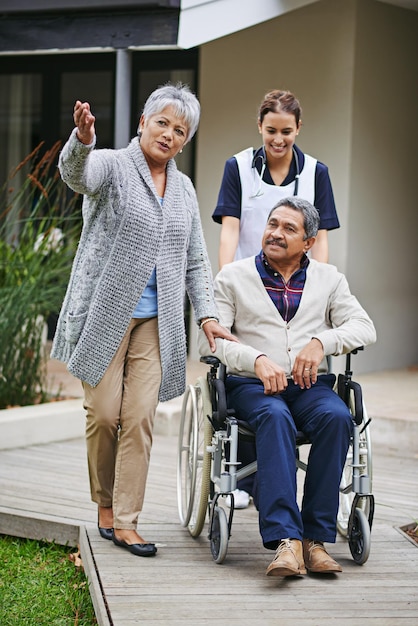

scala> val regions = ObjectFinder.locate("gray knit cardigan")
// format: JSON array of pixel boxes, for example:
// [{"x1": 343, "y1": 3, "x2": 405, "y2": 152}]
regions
[{"x1": 51, "y1": 129, "x2": 218, "y2": 401}]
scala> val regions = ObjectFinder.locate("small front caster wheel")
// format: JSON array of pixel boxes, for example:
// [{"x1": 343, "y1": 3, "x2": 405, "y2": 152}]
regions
[
  {"x1": 349, "y1": 507, "x2": 371, "y2": 565},
  {"x1": 210, "y1": 505, "x2": 229, "y2": 564}
]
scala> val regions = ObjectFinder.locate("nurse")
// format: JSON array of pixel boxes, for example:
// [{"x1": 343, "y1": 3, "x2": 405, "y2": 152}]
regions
[{"x1": 213, "y1": 89, "x2": 339, "y2": 268}]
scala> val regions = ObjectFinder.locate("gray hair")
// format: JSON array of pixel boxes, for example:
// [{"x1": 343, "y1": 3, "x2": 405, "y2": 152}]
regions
[
  {"x1": 268, "y1": 197, "x2": 320, "y2": 239},
  {"x1": 141, "y1": 82, "x2": 200, "y2": 143}
]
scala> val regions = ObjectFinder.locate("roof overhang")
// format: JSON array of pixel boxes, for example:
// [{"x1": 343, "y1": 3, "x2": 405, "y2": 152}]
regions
[
  {"x1": 177, "y1": 0, "x2": 418, "y2": 49},
  {"x1": 177, "y1": 0, "x2": 318, "y2": 49}
]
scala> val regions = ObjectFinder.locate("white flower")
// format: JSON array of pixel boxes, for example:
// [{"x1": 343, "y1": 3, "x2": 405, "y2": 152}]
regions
[{"x1": 34, "y1": 228, "x2": 64, "y2": 255}]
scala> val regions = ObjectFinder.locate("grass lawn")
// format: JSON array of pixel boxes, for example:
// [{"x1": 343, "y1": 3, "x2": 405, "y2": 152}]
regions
[{"x1": 0, "y1": 535, "x2": 97, "y2": 625}]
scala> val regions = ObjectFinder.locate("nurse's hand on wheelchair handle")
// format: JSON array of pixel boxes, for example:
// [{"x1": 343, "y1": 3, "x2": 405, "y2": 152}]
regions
[
  {"x1": 292, "y1": 338, "x2": 324, "y2": 389},
  {"x1": 254, "y1": 355, "x2": 288, "y2": 394}
]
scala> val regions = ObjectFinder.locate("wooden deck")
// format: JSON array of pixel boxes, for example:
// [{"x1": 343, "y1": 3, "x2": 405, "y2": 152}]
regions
[{"x1": 0, "y1": 433, "x2": 417, "y2": 625}]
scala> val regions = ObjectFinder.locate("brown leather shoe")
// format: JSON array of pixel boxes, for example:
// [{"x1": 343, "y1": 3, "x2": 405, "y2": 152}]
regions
[
  {"x1": 303, "y1": 539, "x2": 342, "y2": 573},
  {"x1": 266, "y1": 539, "x2": 307, "y2": 577}
]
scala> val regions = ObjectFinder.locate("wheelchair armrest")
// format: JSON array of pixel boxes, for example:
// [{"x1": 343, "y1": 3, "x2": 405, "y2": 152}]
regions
[
  {"x1": 338, "y1": 374, "x2": 364, "y2": 425},
  {"x1": 211, "y1": 377, "x2": 235, "y2": 429},
  {"x1": 349, "y1": 380, "x2": 364, "y2": 426}
]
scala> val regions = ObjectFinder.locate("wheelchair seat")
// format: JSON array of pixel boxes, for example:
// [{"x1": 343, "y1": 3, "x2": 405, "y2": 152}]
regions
[
  {"x1": 235, "y1": 416, "x2": 310, "y2": 446},
  {"x1": 204, "y1": 355, "x2": 311, "y2": 447}
]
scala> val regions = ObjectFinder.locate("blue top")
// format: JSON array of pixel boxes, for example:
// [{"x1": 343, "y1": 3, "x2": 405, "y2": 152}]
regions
[
  {"x1": 132, "y1": 196, "x2": 163, "y2": 319},
  {"x1": 132, "y1": 266, "x2": 158, "y2": 318},
  {"x1": 212, "y1": 144, "x2": 340, "y2": 231}
]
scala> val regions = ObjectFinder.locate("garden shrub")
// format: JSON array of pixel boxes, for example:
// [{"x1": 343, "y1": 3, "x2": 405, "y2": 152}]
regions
[{"x1": 0, "y1": 142, "x2": 81, "y2": 408}]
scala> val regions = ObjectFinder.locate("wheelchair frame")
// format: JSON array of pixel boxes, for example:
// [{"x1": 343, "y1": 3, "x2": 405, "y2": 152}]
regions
[{"x1": 177, "y1": 349, "x2": 374, "y2": 565}]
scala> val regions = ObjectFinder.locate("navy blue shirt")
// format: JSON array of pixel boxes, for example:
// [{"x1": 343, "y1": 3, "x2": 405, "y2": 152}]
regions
[{"x1": 212, "y1": 144, "x2": 339, "y2": 231}]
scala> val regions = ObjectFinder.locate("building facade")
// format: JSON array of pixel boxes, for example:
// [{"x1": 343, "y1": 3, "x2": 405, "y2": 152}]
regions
[{"x1": 1, "y1": 0, "x2": 417, "y2": 373}]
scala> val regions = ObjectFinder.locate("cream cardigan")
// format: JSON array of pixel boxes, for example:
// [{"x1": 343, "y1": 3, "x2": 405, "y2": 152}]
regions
[{"x1": 198, "y1": 256, "x2": 376, "y2": 377}]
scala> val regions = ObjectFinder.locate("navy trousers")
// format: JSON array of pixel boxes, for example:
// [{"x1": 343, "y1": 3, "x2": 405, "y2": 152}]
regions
[{"x1": 226, "y1": 374, "x2": 352, "y2": 550}]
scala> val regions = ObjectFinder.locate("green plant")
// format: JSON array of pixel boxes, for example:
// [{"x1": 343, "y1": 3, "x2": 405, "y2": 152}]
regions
[
  {"x1": 0, "y1": 142, "x2": 81, "y2": 409},
  {"x1": 0, "y1": 535, "x2": 97, "y2": 625}
]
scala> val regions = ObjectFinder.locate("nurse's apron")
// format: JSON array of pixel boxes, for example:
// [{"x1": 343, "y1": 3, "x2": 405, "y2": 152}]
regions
[{"x1": 234, "y1": 147, "x2": 316, "y2": 261}]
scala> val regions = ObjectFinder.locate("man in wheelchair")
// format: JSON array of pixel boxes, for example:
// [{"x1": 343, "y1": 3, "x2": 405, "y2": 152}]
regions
[{"x1": 198, "y1": 197, "x2": 376, "y2": 577}]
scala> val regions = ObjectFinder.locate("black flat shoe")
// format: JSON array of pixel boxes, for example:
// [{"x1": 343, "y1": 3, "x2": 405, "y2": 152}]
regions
[
  {"x1": 97, "y1": 509, "x2": 114, "y2": 540},
  {"x1": 98, "y1": 526, "x2": 114, "y2": 541},
  {"x1": 112, "y1": 533, "x2": 157, "y2": 557}
]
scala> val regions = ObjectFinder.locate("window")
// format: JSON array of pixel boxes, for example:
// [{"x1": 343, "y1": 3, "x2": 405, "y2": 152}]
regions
[{"x1": 0, "y1": 49, "x2": 198, "y2": 187}]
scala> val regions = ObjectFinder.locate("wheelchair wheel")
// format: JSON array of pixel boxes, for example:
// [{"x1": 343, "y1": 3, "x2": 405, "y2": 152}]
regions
[
  {"x1": 210, "y1": 505, "x2": 229, "y2": 564},
  {"x1": 349, "y1": 507, "x2": 371, "y2": 565},
  {"x1": 337, "y1": 401, "x2": 372, "y2": 538},
  {"x1": 177, "y1": 377, "x2": 212, "y2": 537}
]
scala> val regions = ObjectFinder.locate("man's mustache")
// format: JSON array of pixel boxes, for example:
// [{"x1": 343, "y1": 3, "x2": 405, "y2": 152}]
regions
[{"x1": 265, "y1": 238, "x2": 287, "y2": 248}]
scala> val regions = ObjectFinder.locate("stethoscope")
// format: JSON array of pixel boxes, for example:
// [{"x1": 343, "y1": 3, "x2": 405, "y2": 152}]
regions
[{"x1": 250, "y1": 146, "x2": 300, "y2": 198}]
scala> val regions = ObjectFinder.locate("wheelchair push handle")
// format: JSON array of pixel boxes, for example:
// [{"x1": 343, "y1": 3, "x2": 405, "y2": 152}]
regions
[
  {"x1": 200, "y1": 355, "x2": 222, "y2": 368},
  {"x1": 344, "y1": 346, "x2": 364, "y2": 374}
]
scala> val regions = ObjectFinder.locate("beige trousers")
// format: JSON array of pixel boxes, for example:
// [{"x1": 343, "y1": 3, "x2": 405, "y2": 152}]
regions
[{"x1": 83, "y1": 317, "x2": 162, "y2": 529}]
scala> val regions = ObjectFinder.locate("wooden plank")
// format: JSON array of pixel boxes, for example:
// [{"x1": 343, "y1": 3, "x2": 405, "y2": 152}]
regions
[
  {"x1": 0, "y1": 506, "x2": 80, "y2": 546},
  {"x1": 79, "y1": 526, "x2": 112, "y2": 626}
]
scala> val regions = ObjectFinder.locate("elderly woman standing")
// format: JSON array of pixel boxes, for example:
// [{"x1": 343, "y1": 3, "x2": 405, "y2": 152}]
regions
[{"x1": 52, "y1": 83, "x2": 231, "y2": 557}]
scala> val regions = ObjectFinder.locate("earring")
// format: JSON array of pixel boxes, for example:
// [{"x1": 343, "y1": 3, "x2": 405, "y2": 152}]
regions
[{"x1": 179, "y1": 149, "x2": 183, "y2": 154}]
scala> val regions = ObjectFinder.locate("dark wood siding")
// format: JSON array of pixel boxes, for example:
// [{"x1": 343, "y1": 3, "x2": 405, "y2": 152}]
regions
[{"x1": 0, "y1": 5, "x2": 180, "y2": 52}]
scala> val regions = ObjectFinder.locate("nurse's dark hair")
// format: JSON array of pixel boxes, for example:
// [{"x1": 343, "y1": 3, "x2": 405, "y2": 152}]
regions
[
  {"x1": 268, "y1": 197, "x2": 319, "y2": 239},
  {"x1": 258, "y1": 90, "x2": 302, "y2": 126}
]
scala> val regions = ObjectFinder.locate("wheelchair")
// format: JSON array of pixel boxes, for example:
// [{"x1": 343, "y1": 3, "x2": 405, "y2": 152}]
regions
[{"x1": 177, "y1": 349, "x2": 374, "y2": 565}]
